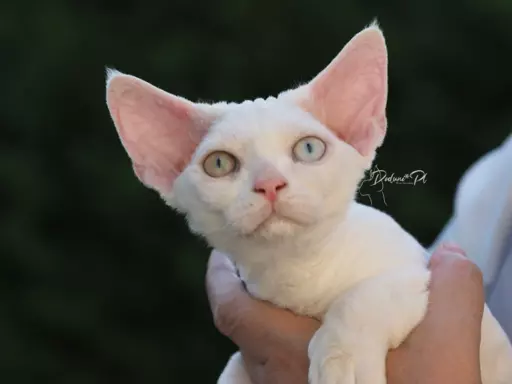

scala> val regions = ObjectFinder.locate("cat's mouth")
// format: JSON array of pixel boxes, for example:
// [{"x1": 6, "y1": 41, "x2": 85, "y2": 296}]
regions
[
  {"x1": 253, "y1": 212, "x2": 280, "y2": 230},
  {"x1": 245, "y1": 210, "x2": 305, "y2": 237},
  {"x1": 229, "y1": 198, "x2": 317, "y2": 238}
]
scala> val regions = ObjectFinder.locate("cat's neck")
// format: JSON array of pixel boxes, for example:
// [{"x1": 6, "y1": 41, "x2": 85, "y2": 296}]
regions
[
  {"x1": 228, "y1": 212, "x2": 340, "y2": 263},
  {"x1": 217, "y1": 209, "x2": 353, "y2": 316}
]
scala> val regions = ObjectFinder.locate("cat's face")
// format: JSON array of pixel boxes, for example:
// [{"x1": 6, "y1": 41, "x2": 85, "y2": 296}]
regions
[
  {"x1": 105, "y1": 23, "x2": 388, "y2": 244},
  {"x1": 171, "y1": 99, "x2": 367, "y2": 240}
]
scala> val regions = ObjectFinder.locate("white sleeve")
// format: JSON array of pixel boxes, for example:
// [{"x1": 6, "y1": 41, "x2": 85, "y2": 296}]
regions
[{"x1": 430, "y1": 134, "x2": 512, "y2": 287}]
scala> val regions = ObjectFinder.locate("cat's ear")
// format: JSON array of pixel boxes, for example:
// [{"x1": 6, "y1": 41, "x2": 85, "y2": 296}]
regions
[
  {"x1": 106, "y1": 70, "x2": 220, "y2": 195},
  {"x1": 286, "y1": 24, "x2": 388, "y2": 157}
]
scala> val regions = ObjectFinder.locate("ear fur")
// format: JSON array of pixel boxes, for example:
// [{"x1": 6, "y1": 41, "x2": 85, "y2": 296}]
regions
[
  {"x1": 105, "y1": 69, "x2": 220, "y2": 195},
  {"x1": 281, "y1": 22, "x2": 388, "y2": 158}
]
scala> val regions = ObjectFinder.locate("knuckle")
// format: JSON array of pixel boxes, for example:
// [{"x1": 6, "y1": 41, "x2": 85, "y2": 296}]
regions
[
  {"x1": 431, "y1": 244, "x2": 466, "y2": 266},
  {"x1": 452, "y1": 256, "x2": 483, "y2": 281},
  {"x1": 450, "y1": 254, "x2": 473, "y2": 269},
  {"x1": 429, "y1": 250, "x2": 444, "y2": 267},
  {"x1": 212, "y1": 303, "x2": 240, "y2": 338},
  {"x1": 273, "y1": 346, "x2": 308, "y2": 371},
  {"x1": 272, "y1": 352, "x2": 293, "y2": 368}
]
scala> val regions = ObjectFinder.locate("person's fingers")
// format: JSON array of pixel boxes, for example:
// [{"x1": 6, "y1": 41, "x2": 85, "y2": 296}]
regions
[
  {"x1": 206, "y1": 250, "x2": 244, "y2": 298},
  {"x1": 206, "y1": 250, "x2": 254, "y2": 339},
  {"x1": 394, "y1": 243, "x2": 484, "y2": 350},
  {"x1": 429, "y1": 242, "x2": 465, "y2": 270},
  {"x1": 438, "y1": 242, "x2": 467, "y2": 256},
  {"x1": 241, "y1": 352, "x2": 265, "y2": 384},
  {"x1": 206, "y1": 250, "x2": 302, "y2": 357},
  {"x1": 387, "y1": 244, "x2": 484, "y2": 383},
  {"x1": 232, "y1": 295, "x2": 319, "y2": 359},
  {"x1": 242, "y1": 350, "x2": 310, "y2": 384},
  {"x1": 427, "y1": 244, "x2": 484, "y2": 318},
  {"x1": 407, "y1": 243, "x2": 484, "y2": 353}
]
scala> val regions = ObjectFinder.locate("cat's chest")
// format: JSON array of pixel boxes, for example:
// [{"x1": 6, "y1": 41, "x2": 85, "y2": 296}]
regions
[
  {"x1": 239, "y1": 252, "x2": 351, "y2": 318},
  {"x1": 233, "y1": 203, "x2": 428, "y2": 318}
]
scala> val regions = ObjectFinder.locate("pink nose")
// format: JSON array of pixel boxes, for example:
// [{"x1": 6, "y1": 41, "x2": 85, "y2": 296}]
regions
[{"x1": 253, "y1": 178, "x2": 288, "y2": 202}]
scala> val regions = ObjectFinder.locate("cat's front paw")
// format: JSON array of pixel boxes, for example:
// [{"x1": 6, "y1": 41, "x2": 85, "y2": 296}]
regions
[{"x1": 308, "y1": 324, "x2": 386, "y2": 384}]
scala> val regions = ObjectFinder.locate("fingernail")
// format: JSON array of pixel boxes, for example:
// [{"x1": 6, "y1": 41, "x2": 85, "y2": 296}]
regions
[{"x1": 441, "y1": 242, "x2": 466, "y2": 256}]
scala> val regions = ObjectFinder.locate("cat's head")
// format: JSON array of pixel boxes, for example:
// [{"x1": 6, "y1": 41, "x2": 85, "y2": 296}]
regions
[{"x1": 105, "y1": 24, "x2": 388, "y2": 245}]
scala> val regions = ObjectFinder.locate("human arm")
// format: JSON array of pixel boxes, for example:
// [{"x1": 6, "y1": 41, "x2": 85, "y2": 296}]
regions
[{"x1": 206, "y1": 244, "x2": 484, "y2": 384}]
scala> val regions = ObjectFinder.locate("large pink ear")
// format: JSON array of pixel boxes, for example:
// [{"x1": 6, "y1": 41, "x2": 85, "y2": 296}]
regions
[
  {"x1": 288, "y1": 24, "x2": 388, "y2": 157},
  {"x1": 106, "y1": 70, "x2": 219, "y2": 195}
]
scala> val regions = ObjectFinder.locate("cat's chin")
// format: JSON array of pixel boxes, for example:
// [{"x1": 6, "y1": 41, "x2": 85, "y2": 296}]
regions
[{"x1": 243, "y1": 214, "x2": 302, "y2": 240}]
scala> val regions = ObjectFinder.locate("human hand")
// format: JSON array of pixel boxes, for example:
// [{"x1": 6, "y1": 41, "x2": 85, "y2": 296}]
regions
[
  {"x1": 206, "y1": 243, "x2": 484, "y2": 384},
  {"x1": 386, "y1": 243, "x2": 484, "y2": 384},
  {"x1": 206, "y1": 250, "x2": 320, "y2": 384}
]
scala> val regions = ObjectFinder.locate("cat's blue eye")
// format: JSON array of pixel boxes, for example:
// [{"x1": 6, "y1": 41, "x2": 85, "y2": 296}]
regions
[
  {"x1": 203, "y1": 151, "x2": 238, "y2": 178},
  {"x1": 292, "y1": 136, "x2": 326, "y2": 163}
]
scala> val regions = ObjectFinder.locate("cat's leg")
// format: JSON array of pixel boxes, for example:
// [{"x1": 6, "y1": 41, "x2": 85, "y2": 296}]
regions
[
  {"x1": 308, "y1": 267, "x2": 430, "y2": 384},
  {"x1": 480, "y1": 305, "x2": 512, "y2": 384},
  {"x1": 218, "y1": 351, "x2": 253, "y2": 384}
]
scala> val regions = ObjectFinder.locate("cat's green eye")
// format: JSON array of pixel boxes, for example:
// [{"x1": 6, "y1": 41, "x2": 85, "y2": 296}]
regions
[
  {"x1": 203, "y1": 151, "x2": 238, "y2": 178},
  {"x1": 292, "y1": 136, "x2": 326, "y2": 163}
]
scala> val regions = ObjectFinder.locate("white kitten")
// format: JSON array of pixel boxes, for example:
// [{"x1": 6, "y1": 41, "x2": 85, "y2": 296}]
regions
[{"x1": 105, "y1": 23, "x2": 512, "y2": 384}]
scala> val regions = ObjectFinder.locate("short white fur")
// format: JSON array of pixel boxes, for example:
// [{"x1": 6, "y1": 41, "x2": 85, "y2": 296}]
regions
[{"x1": 105, "y1": 22, "x2": 512, "y2": 384}]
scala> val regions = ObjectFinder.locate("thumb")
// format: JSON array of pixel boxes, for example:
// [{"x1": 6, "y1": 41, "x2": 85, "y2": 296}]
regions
[{"x1": 427, "y1": 243, "x2": 485, "y2": 329}]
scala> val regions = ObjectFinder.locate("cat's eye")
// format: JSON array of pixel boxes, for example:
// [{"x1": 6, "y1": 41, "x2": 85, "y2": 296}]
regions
[
  {"x1": 203, "y1": 151, "x2": 238, "y2": 178},
  {"x1": 292, "y1": 136, "x2": 326, "y2": 163}
]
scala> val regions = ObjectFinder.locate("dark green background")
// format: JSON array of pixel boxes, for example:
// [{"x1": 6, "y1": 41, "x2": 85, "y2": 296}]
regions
[{"x1": 2, "y1": 0, "x2": 511, "y2": 382}]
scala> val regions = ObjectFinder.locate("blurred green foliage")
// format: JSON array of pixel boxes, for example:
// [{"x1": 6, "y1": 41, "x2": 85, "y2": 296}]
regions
[{"x1": 1, "y1": 0, "x2": 511, "y2": 382}]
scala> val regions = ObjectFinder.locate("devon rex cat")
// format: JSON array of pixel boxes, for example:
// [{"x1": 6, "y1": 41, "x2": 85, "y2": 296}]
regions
[{"x1": 105, "y1": 23, "x2": 512, "y2": 384}]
